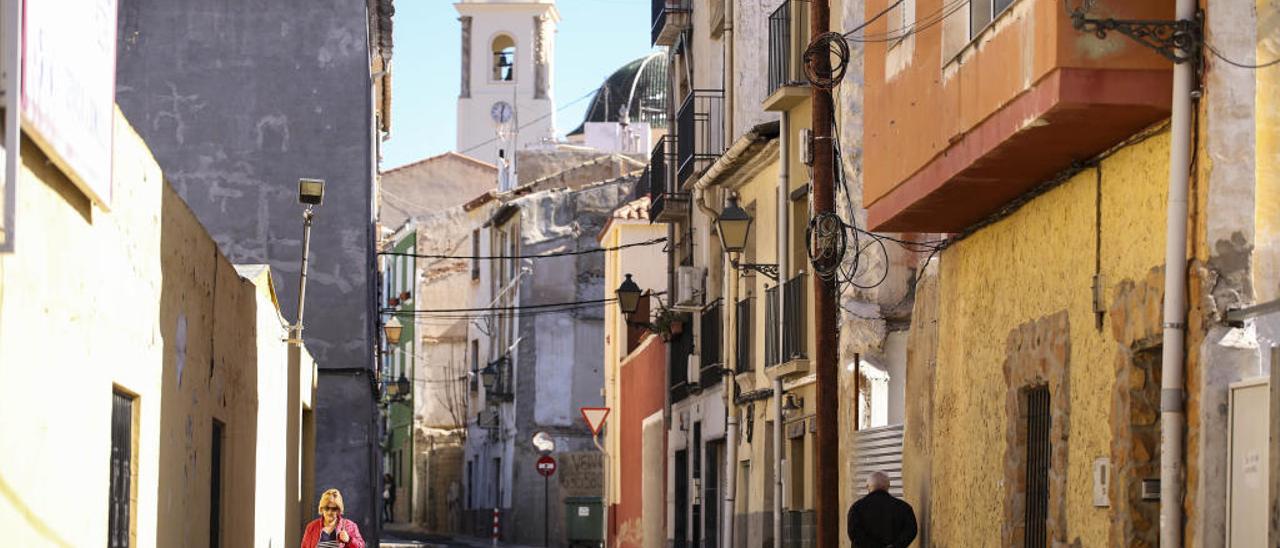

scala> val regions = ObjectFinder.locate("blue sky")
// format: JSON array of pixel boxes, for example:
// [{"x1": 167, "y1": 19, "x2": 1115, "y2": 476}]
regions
[{"x1": 382, "y1": 0, "x2": 654, "y2": 169}]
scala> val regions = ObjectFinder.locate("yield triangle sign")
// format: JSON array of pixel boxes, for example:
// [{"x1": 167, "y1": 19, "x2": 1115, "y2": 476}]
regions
[{"x1": 581, "y1": 407, "x2": 610, "y2": 436}]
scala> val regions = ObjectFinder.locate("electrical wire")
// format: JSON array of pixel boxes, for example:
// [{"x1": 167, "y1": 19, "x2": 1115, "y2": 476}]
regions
[
  {"x1": 1205, "y1": 41, "x2": 1280, "y2": 69},
  {"x1": 460, "y1": 88, "x2": 599, "y2": 155},
  {"x1": 379, "y1": 237, "x2": 667, "y2": 260}
]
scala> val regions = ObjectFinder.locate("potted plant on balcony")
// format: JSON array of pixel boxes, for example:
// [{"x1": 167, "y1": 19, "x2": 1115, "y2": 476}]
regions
[{"x1": 651, "y1": 308, "x2": 685, "y2": 342}]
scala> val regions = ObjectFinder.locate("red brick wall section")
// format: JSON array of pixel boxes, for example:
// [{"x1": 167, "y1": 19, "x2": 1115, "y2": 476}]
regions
[{"x1": 615, "y1": 335, "x2": 667, "y2": 548}]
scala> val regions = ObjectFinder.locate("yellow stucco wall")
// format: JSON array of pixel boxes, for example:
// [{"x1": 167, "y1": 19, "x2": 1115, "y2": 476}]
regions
[
  {"x1": 0, "y1": 111, "x2": 313, "y2": 547},
  {"x1": 1256, "y1": 0, "x2": 1280, "y2": 303},
  {"x1": 926, "y1": 130, "x2": 1171, "y2": 546}
]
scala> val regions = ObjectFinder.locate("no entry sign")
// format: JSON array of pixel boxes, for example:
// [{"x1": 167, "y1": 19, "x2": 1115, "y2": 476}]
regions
[{"x1": 536, "y1": 455, "x2": 556, "y2": 477}]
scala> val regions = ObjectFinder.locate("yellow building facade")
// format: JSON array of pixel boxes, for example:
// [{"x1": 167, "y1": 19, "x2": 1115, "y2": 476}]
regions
[{"x1": 0, "y1": 111, "x2": 316, "y2": 547}]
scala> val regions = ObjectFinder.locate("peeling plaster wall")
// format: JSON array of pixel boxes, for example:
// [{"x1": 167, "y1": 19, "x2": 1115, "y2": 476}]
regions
[
  {"x1": 1190, "y1": 3, "x2": 1269, "y2": 545},
  {"x1": 114, "y1": 0, "x2": 381, "y2": 534}
]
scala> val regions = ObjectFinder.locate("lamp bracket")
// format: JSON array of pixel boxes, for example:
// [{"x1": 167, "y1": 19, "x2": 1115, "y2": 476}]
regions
[
  {"x1": 732, "y1": 260, "x2": 780, "y2": 281},
  {"x1": 1070, "y1": 10, "x2": 1202, "y2": 65}
]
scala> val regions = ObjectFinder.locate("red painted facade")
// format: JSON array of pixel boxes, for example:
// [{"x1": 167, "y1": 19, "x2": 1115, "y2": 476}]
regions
[{"x1": 611, "y1": 334, "x2": 667, "y2": 548}]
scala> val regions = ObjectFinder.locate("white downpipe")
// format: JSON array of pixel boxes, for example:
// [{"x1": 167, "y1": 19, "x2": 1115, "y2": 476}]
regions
[
  {"x1": 774, "y1": 111, "x2": 789, "y2": 548},
  {"x1": 722, "y1": 0, "x2": 738, "y2": 545},
  {"x1": 1159, "y1": 0, "x2": 1193, "y2": 544}
]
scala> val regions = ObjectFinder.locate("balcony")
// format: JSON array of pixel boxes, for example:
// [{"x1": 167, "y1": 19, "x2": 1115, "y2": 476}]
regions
[
  {"x1": 764, "y1": 0, "x2": 810, "y2": 111},
  {"x1": 676, "y1": 90, "x2": 726, "y2": 186},
  {"x1": 699, "y1": 299, "x2": 723, "y2": 387},
  {"x1": 651, "y1": 0, "x2": 690, "y2": 47},
  {"x1": 764, "y1": 285, "x2": 779, "y2": 367},
  {"x1": 779, "y1": 273, "x2": 807, "y2": 375},
  {"x1": 863, "y1": 0, "x2": 1174, "y2": 232},
  {"x1": 647, "y1": 135, "x2": 689, "y2": 223}
]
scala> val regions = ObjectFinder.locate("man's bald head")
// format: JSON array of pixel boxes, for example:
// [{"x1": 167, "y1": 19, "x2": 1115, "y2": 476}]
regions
[{"x1": 866, "y1": 471, "x2": 890, "y2": 493}]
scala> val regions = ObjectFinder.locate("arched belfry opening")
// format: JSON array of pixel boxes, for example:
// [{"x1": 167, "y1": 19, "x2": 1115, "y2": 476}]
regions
[{"x1": 492, "y1": 35, "x2": 515, "y2": 82}]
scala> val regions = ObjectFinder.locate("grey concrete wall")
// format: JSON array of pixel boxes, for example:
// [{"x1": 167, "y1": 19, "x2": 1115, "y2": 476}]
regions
[{"x1": 114, "y1": 0, "x2": 380, "y2": 538}]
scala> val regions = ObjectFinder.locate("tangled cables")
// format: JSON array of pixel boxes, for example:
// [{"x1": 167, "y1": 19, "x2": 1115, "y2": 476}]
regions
[
  {"x1": 804, "y1": 31, "x2": 850, "y2": 90},
  {"x1": 805, "y1": 126, "x2": 947, "y2": 291}
]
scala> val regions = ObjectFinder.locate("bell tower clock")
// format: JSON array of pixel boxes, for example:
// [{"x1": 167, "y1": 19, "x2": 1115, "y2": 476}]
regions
[{"x1": 455, "y1": 0, "x2": 559, "y2": 163}]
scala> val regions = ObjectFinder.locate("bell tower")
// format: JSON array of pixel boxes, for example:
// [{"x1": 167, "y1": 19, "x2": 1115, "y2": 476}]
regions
[{"x1": 455, "y1": 0, "x2": 558, "y2": 164}]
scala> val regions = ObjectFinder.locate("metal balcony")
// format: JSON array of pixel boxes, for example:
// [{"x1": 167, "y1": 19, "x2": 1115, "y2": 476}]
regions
[
  {"x1": 782, "y1": 273, "x2": 807, "y2": 362},
  {"x1": 647, "y1": 135, "x2": 688, "y2": 223},
  {"x1": 651, "y1": 0, "x2": 690, "y2": 47},
  {"x1": 765, "y1": 285, "x2": 779, "y2": 367},
  {"x1": 676, "y1": 89, "x2": 725, "y2": 187},
  {"x1": 764, "y1": 0, "x2": 811, "y2": 111}
]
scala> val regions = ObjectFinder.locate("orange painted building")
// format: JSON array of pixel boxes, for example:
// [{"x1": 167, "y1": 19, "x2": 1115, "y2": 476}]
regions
[
  {"x1": 862, "y1": 0, "x2": 1174, "y2": 232},
  {"x1": 611, "y1": 334, "x2": 668, "y2": 548}
]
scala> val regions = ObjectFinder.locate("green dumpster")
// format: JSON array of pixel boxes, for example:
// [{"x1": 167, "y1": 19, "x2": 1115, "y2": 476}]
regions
[{"x1": 563, "y1": 496, "x2": 603, "y2": 547}]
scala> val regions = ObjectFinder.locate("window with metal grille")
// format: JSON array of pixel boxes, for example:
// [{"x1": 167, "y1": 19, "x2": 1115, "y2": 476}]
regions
[
  {"x1": 1024, "y1": 386, "x2": 1050, "y2": 548},
  {"x1": 109, "y1": 391, "x2": 134, "y2": 548}
]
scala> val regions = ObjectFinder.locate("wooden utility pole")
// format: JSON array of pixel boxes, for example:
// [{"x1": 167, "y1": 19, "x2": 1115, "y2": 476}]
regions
[{"x1": 809, "y1": 1, "x2": 839, "y2": 547}]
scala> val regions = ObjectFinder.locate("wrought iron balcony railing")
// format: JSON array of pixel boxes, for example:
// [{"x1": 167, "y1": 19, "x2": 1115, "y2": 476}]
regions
[
  {"x1": 676, "y1": 89, "x2": 726, "y2": 186},
  {"x1": 647, "y1": 135, "x2": 688, "y2": 223},
  {"x1": 782, "y1": 272, "x2": 807, "y2": 362},
  {"x1": 768, "y1": 0, "x2": 811, "y2": 97}
]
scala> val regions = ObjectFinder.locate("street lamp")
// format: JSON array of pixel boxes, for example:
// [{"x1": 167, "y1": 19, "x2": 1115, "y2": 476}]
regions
[
  {"x1": 290, "y1": 178, "x2": 326, "y2": 345},
  {"x1": 480, "y1": 362, "x2": 498, "y2": 392},
  {"x1": 716, "y1": 194, "x2": 752, "y2": 254},
  {"x1": 615, "y1": 274, "x2": 643, "y2": 317},
  {"x1": 391, "y1": 374, "x2": 410, "y2": 399},
  {"x1": 383, "y1": 316, "x2": 403, "y2": 346},
  {"x1": 718, "y1": 194, "x2": 778, "y2": 281}
]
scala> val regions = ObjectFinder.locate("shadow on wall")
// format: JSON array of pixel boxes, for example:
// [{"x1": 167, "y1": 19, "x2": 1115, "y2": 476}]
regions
[{"x1": 156, "y1": 182, "x2": 260, "y2": 546}]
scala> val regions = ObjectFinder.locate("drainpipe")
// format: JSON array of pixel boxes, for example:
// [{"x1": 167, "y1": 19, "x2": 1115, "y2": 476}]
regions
[
  {"x1": 774, "y1": 111, "x2": 789, "y2": 548},
  {"x1": 721, "y1": 2, "x2": 738, "y2": 546},
  {"x1": 1159, "y1": 0, "x2": 1194, "y2": 545}
]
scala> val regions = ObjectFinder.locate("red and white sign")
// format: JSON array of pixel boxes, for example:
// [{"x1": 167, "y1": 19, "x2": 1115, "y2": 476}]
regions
[
  {"x1": 580, "y1": 407, "x2": 610, "y2": 436},
  {"x1": 21, "y1": 0, "x2": 117, "y2": 208},
  {"x1": 536, "y1": 455, "x2": 556, "y2": 477}
]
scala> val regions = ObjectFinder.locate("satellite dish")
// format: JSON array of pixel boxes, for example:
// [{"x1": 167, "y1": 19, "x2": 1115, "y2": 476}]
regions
[{"x1": 532, "y1": 431, "x2": 555, "y2": 454}]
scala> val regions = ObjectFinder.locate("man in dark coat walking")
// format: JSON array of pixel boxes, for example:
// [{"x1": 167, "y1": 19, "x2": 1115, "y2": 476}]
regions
[{"x1": 847, "y1": 471, "x2": 918, "y2": 547}]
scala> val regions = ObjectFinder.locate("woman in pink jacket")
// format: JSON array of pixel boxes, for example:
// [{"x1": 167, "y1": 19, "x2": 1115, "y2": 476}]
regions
[{"x1": 301, "y1": 488, "x2": 365, "y2": 548}]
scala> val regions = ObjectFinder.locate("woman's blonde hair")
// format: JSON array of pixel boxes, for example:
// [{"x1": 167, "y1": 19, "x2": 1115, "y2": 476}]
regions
[{"x1": 318, "y1": 488, "x2": 345, "y2": 514}]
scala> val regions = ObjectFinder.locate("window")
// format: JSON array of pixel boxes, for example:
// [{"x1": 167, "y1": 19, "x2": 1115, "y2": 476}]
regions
[
  {"x1": 492, "y1": 35, "x2": 516, "y2": 81},
  {"x1": 971, "y1": 0, "x2": 1015, "y2": 38},
  {"x1": 471, "y1": 229, "x2": 481, "y2": 280},
  {"x1": 210, "y1": 419, "x2": 225, "y2": 548},
  {"x1": 109, "y1": 391, "x2": 135, "y2": 548},
  {"x1": 470, "y1": 339, "x2": 480, "y2": 391},
  {"x1": 887, "y1": 0, "x2": 916, "y2": 48},
  {"x1": 1024, "y1": 386, "x2": 1050, "y2": 548}
]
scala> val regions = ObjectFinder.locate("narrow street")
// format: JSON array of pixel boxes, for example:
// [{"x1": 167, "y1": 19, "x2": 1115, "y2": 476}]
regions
[{"x1": 1, "y1": 0, "x2": 1277, "y2": 546}]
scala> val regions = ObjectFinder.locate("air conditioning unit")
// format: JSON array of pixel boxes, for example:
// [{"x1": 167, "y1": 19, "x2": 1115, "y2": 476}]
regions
[{"x1": 676, "y1": 266, "x2": 704, "y2": 307}]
